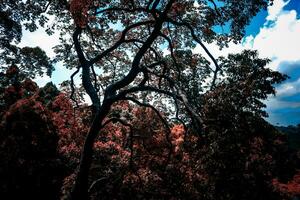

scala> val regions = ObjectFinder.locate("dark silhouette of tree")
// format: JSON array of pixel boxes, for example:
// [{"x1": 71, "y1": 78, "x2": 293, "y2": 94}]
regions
[
  {"x1": 0, "y1": 67, "x2": 66, "y2": 199},
  {"x1": 58, "y1": 1, "x2": 276, "y2": 199}
]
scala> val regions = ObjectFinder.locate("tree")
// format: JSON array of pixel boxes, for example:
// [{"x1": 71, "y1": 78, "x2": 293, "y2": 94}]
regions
[
  {"x1": 3, "y1": 0, "x2": 291, "y2": 200},
  {"x1": 0, "y1": 67, "x2": 66, "y2": 199},
  {"x1": 49, "y1": 0, "x2": 277, "y2": 199}
]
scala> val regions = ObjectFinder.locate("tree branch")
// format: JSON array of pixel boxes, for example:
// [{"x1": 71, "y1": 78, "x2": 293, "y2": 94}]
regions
[
  {"x1": 107, "y1": 0, "x2": 175, "y2": 93},
  {"x1": 70, "y1": 66, "x2": 80, "y2": 108},
  {"x1": 123, "y1": 96, "x2": 173, "y2": 163},
  {"x1": 73, "y1": 27, "x2": 100, "y2": 111},
  {"x1": 166, "y1": 18, "x2": 221, "y2": 89},
  {"x1": 89, "y1": 21, "x2": 154, "y2": 66},
  {"x1": 159, "y1": 32, "x2": 181, "y2": 79}
]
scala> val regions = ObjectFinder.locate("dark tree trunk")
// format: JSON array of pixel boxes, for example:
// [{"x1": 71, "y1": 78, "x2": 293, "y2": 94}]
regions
[{"x1": 70, "y1": 101, "x2": 111, "y2": 200}]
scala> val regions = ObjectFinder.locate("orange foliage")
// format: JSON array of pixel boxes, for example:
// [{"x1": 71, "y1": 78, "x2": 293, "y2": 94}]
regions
[
  {"x1": 273, "y1": 170, "x2": 300, "y2": 197},
  {"x1": 51, "y1": 93, "x2": 90, "y2": 162},
  {"x1": 171, "y1": 2, "x2": 187, "y2": 14},
  {"x1": 70, "y1": 0, "x2": 93, "y2": 27},
  {"x1": 93, "y1": 123, "x2": 131, "y2": 166},
  {"x1": 171, "y1": 124, "x2": 185, "y2": 153}
]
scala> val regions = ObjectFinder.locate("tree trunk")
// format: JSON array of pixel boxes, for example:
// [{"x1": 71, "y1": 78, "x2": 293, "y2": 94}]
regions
[{"x1": 69, "y1": 101, "x2": 111, "y2": 200}]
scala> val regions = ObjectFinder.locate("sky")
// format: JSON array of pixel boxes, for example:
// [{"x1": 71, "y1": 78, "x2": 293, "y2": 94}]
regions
[
  {"x1": 248, "y1": 0, "x2": 300, "y2": 126},
  {"x1": 19, "y1": 0, "x2": 300, "y2": 126}
]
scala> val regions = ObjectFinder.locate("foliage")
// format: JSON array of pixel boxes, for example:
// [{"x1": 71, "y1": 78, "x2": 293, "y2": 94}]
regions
[
  {"x1": 273, "y1": 170, "x2": 300, "y2": 199},
  {"x1": 0, "y1": 67, "x2": 66, "y2": 199}
]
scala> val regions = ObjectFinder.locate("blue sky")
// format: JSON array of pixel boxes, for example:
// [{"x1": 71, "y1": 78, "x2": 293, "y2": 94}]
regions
[{"x1": 20, "y1": 0, "x2": 300, "y2": 126}]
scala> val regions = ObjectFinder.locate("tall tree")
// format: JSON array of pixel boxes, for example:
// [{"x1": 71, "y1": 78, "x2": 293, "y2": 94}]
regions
[{"x1": 51, "y1": 0, "x2": 275, "y2": 199}]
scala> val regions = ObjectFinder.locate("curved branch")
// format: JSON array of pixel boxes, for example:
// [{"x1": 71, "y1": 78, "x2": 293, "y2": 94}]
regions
[
  {"x1": 166, "y1": 18, "x2": 221, "y2": 89},
  {"x1": 91, "y1": 65, "x2": 100, "y2": 93},
  {"x1": 208, "y1": 0, "x2": 222, "y2": 17},
  {"x1": 41, "y1": 0, "x2": 52, "y2": 13},
  {"x1": 138, "y1": 69, "x2": 149, "y2": 86},
  {"x1": 119, "y1": 66, "x2": 202, "y2": 130},
  {"x1": 176, "y1": 86, "x2": 203, "y2": 129},
  {"x1": 95, "y1": 7, "x2": 157, "y2": 17},
  {"x1": 88, "y1": 177, "x2": 108, "y2": 193},
  {"x1": 107, "y1": 1, "x2": 175, "y2": 94},
  {"x1": 124, "y1": 39, "x2": 161, "y2": 60},
  {"x1": 123, "y1": 96, "x2": 173, "y2": 163},
  {"x1": 73, "y1": 27, "x2": 100, "y2": 111},
  {"x1": 102, "y1": 117, "x2": 133, "y2": 129},
  {"x1": 116, "y1": 85, "x2": 181, "y2": 100},
  {"x1": 70, "y1": 67, "x2": 80, "y2": 108},
  {"x1": 150, "y1": 0, "x2": 161, "y2": 12},
  {"x1": 73, "y1": 27, "x2": 87, "y2": 64},
  {"x1": 89, "y1": 20, "x2": 154, "y2": 66},
  {"x1": 101, "y1": 117, "x2": 134, "y2": 166},
  {"x1": 159, "y1": 32, "x2": 181, "y2": 79}
]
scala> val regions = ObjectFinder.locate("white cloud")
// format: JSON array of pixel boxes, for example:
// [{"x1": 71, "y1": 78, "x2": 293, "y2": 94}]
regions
[
  {"x1": 266, "y1": 0, "x2": 290, "y2": 21},
  {"x1": 251, "y1": 1, "x2": 300, "y2": 120},
  {"x1": 276, "y1": 77, "x2": 300, "y2": 97},
  {"x1": 194, "y1": 0, "x2": 300, "y2": 69},
  {"x1": 249, "y1": 0, "x2": 300, "y2": 125},
  {"x1": 251, "y1": 10, "x2": 300, "y2": 69},
  {"x1": 194, "y1": 0, "x2": 300, "y2": 70},
  {"x1": 193, "y1": 38, "x2": 243, "y2": 59}
]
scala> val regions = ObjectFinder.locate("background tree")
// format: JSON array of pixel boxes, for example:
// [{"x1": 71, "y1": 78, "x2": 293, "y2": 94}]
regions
[{"x1": 0, "y1": 67, "x2": 66, "y2": 199}]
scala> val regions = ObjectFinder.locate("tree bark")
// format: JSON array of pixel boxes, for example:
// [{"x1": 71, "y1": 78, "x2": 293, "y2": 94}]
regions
[{"x1": 69, "y1": 101, "x2": 112, "y2": 200}]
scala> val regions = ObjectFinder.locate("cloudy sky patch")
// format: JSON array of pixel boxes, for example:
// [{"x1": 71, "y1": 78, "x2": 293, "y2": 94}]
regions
[{"x1": 194, "y1": 0, "x2": 300, "y2": 125}]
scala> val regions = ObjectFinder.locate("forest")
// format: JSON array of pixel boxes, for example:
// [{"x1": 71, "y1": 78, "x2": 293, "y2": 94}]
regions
[{"x1": 0, "y1": 0, "x2": 300, "y2": 200}]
